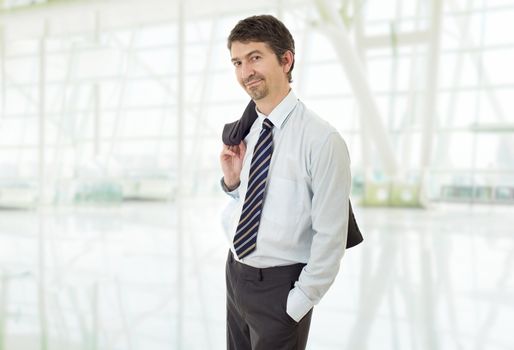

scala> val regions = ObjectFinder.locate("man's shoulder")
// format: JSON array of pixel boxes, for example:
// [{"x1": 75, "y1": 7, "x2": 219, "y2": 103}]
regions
[{"x1": 294, "y1": 101, "x2": 340, "y2": 142}]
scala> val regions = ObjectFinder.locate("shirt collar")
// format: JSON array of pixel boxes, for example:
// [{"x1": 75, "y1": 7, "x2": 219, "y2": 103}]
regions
[{"x1": 255, "y1": 90, "x2": 298, "y2": 130}]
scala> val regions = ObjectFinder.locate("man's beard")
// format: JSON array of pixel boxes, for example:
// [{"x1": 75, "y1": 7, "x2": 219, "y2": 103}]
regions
[
  {"x1": 243, "y1": 75, "x2": 268, "y2": 100},
  {"x1": 247, "y1": 83, "x2": 268, "y2": 100}
]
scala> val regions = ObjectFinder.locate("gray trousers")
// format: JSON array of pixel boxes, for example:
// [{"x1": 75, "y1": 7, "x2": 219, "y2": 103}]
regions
[{"x1": 226, "y1": 250, "x2": 313, "y2": 350}]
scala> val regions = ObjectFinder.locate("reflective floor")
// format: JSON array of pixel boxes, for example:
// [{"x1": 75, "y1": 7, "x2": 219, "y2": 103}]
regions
[{"x1": 0, "y1": 197, "x2": 513, "y2": 350}]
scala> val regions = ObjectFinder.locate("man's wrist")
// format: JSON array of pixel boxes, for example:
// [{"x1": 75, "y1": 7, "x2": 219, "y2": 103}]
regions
[{"x1": 221, "y1": 177, "x2": 240, "y2": 192}]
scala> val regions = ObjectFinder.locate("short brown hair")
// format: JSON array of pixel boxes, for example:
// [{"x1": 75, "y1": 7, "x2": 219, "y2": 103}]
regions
[{"x1": 227, "y1": 15, "x2": 295, "y2": 83}]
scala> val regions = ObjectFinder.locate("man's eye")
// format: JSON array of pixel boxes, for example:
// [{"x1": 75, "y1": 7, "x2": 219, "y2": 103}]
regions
[
  {"x1": 251, "y1": 56, "x2": 261, "y2": 61},
  {"x1": 233, "y1": 61, "x2": 241, "y2": 67}
]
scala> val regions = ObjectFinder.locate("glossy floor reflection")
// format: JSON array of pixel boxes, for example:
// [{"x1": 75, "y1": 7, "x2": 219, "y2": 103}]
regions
[{"x1": 0, "y1": 198, "x2": 512, "y2": 350}]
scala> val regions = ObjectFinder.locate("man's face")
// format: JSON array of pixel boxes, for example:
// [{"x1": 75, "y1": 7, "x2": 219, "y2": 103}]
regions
[{"x1": 230, "y1": 41, "x2": 287, "y2": 101}]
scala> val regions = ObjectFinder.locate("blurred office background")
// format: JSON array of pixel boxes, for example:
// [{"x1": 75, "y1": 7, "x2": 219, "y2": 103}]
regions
[{"x1": 0, "y1": 0, "x2": 512, "y2": 349}]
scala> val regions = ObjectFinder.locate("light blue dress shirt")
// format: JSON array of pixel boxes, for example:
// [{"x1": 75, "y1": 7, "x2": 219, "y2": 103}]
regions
[{"x1": 221, "y1": 90, "x2": 351, "y2": 322}]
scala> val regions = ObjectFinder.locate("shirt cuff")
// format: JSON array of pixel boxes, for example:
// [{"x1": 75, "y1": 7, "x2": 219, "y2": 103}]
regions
[
  {"x1": 220, "y1": 177, "x2": 239, "y2": 199},
  {"x1": 286, "y1": 286, "x2": 314, "y2": 323}
]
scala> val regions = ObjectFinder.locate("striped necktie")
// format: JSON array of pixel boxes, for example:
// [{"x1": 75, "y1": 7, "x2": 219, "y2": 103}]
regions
[{"x1": 233, "y1": 118, "x2": 274, "y2": 259}]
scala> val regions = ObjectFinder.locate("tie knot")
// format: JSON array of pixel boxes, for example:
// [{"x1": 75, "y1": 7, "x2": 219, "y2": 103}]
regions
[{"x1": 262, "y1": 118, "x2": 274, "y2": 131}]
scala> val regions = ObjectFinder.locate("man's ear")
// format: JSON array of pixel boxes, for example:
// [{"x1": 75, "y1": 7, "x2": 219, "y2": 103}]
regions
[{"x1": 281, "y1": 50, "x2": 294, "y2": 73}]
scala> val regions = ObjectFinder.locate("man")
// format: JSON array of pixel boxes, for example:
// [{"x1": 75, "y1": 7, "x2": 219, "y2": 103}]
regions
[{"x1": 219, "y1": 15, "x2": 351, "y2": 349}]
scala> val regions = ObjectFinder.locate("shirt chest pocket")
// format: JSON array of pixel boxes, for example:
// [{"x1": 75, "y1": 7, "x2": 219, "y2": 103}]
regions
[{"x1": 261, "y1": 177, "x2": 304, "y2": 227}]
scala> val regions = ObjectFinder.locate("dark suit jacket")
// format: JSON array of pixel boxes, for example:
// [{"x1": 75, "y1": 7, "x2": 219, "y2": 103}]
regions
[{"x1": 222, "y1": 100, "x2": 363, "y2": 249}]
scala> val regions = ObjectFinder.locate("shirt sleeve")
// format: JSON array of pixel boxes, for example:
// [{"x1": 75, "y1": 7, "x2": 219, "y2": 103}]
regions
[
  {"x1": 220, "y1": 177, "x2": 240, "y2": 199},
  {"x1": 286, "y1": 132, "x2": 351, "y2": 322}
]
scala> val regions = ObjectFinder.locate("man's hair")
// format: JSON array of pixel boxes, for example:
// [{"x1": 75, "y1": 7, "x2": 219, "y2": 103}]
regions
[{"x1": 227, "y1": 14, "x2": 295, "y2": 83}]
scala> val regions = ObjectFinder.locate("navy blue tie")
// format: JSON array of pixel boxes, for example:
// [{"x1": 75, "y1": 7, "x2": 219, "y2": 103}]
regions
[{"x1": 233, "y1": 118, "x2": 274, "y2": 259}]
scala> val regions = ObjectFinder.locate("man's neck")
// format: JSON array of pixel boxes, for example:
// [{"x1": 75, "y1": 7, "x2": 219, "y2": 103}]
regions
[{"x1": 255, "y1": 87, "x2": 291, "y2": 116}]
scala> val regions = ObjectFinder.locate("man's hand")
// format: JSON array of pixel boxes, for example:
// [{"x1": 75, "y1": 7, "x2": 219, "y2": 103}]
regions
[{"x1": 220, "y1": 142, "x2": 246, "y2": 190}]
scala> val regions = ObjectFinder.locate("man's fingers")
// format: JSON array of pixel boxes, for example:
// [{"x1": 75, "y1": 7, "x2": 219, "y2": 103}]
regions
[
  {"x1": 221, "y1": 143, "x2": 246, "y2": 159},
  {"x1": 222, "y1": 149, "x2": 236, "y2": 157},
  {"x1": 221, "y1": 144, "x2": 238, "y2": 156}
]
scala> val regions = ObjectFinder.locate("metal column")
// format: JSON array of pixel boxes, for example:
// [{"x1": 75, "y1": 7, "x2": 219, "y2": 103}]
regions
[
  {"x1": 314, "y1": 0, "x2": 398, "y2": 177},
  {"x1": 176, "y1": 1, "x2": 185, "y2": 349}
]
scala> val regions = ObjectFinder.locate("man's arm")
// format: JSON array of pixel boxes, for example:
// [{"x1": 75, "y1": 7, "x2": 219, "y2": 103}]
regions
[
  {"x1": 219, "y1": 141, "x2": 246, "y2": 198},
  {"x1": 286, "y1": 132, "x2": 351, "y2": 322}
]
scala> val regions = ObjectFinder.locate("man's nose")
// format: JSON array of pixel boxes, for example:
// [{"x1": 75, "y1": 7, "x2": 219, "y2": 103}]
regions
[{"x1": 240, "y1": 62, "x2": 254, "y2": 81}]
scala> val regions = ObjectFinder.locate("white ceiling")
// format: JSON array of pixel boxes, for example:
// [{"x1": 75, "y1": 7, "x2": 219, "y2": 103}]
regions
[{"x1": 0, "y1": 0, "x2": 314, "y2": 41}]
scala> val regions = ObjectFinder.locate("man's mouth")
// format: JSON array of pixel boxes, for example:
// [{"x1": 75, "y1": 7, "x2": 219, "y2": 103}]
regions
[{"x1": 245, "y1": 79, "x2": 262, "y2": 88}]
